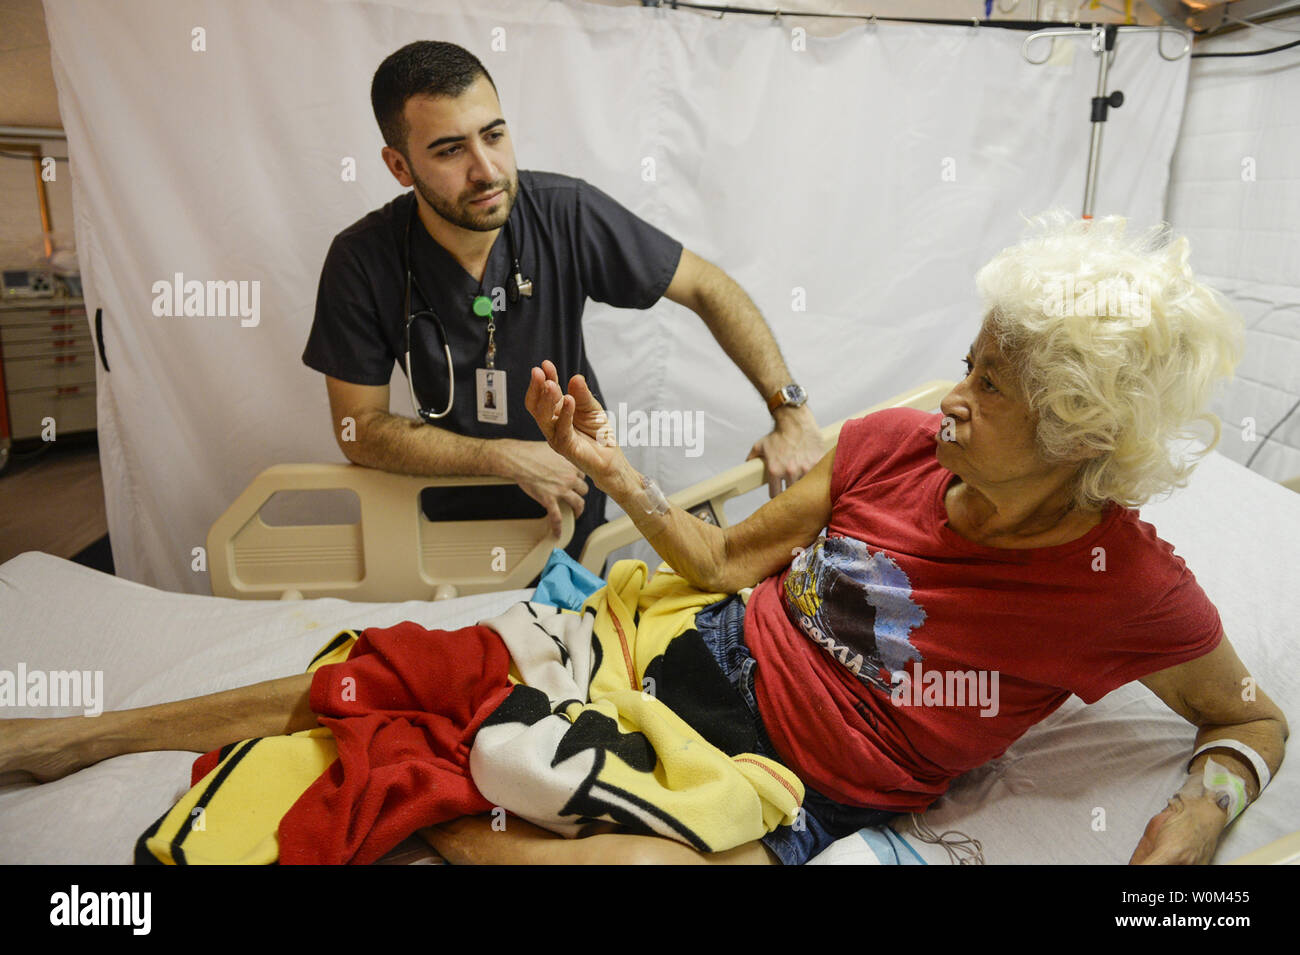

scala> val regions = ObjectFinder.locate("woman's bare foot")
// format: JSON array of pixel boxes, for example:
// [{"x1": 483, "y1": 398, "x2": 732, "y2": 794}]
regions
[
  {"x1": 0, "y1": 718, "x2": 103, "y2": 783},
  {"x1": 0, "y1": 673, "x2": 317, "y2": 787}
]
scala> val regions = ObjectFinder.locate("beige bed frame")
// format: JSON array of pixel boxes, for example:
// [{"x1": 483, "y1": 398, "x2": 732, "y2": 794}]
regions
[
  {"x1": 207, "y1": 380, "x2": 953, "y2": 602},
  {"x1": 1226, "y1": 830, "x2": 1300, "y2": 865}
]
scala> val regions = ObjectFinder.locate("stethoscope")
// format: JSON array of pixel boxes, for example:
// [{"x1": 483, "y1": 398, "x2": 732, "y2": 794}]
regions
[{"x1": 403, "y1": 194, "x2": 533, "y2": 423}]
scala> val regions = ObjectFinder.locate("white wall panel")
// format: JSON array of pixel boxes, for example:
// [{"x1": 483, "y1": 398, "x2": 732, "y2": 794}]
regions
[{"x1": 1167, "y1": 17, "x2": 1300, "y2": 485}]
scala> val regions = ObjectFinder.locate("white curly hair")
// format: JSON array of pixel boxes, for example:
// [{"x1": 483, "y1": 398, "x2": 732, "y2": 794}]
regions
[{"x1": 975, "y1": 211, "x2": 1243, "y2": 509}]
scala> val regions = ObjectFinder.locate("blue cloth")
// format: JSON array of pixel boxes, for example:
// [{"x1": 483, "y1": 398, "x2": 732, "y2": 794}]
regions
[
  {"x1": 856, "y1": 825, "x2": 926, "y2": 864},
  {"x1": 693, "y1": 595, "x2": 899, "y2": 865},
  {"x1": 530, "y1": 549, "x2": 606, "y2": 612}
]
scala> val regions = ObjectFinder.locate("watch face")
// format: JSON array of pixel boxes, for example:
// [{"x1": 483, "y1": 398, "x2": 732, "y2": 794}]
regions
[{"x1": 784, "y1": 384, "x2": 808, "y2": 406}]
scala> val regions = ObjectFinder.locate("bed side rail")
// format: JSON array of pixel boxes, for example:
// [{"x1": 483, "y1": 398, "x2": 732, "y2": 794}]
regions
[
  {"x1": 1226, "y1": 829, "x2": 1300, "y2": 865},
  {"x1": 207, "y1": 468, "x2": 573, "y2": 601},
  {"x1": 208, "y1": 380, "x2": 952, "y2": 601}
]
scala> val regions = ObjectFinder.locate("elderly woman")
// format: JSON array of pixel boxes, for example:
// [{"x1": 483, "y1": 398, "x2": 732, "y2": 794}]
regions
[
  {"x1": 494, "y1": 212, "x2": 1286, "y2": 865},
  {"x1": 3, "y1": 215, "x2": 1288, "y2": 865}
]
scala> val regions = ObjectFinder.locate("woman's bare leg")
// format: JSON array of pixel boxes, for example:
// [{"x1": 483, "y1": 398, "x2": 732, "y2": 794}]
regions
[
  {"x1": 421, "y1": 814, "x2": 779, "y2": 865},
  {"x1": 0, "y1": 673, "x2": 316, "y2": 782}
]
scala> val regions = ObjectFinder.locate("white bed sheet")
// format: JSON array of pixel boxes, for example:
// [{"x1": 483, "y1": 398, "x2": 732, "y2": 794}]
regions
[
  {"x1": 0, "y1": 560, "x2": 534, "y2": 864},
  {"x1": 2, "y1": 447, "x2": 1297, "y2": 865}
]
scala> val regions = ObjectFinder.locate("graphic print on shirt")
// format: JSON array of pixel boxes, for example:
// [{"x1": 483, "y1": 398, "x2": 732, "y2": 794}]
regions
[{"x1": 782, "y1": 535, "x2": 925, "y2": 693}]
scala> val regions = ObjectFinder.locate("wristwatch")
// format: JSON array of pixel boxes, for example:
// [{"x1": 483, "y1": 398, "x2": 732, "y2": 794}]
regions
[{"x1": 767, "y1": 383, "x2": 808, "y2": 414}]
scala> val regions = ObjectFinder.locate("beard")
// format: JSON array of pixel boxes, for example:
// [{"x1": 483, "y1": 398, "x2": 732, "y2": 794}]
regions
[{"x1": 411, "y1": 169, "x2": 517, "y2": 232}]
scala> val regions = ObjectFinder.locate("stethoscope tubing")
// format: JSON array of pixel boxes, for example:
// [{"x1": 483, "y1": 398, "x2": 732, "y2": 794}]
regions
[{"x1": 402, "y1": 194, "x2": 527, "y2": 424}]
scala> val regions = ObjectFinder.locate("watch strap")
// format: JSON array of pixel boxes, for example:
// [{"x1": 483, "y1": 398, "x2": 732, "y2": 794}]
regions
[{"x1": 767, "y1": 384, "x2": 805, "y2": 413}]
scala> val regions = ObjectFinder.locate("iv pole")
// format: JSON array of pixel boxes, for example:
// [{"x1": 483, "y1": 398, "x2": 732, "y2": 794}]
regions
[{"x1": 1022, "y1": 23, "x2": 1191, "y2": 219}]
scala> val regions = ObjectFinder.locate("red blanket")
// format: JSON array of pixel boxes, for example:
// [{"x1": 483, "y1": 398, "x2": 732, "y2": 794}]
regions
[{"x1": 275, "y1": 621, "x2": 514, "y2": 864}]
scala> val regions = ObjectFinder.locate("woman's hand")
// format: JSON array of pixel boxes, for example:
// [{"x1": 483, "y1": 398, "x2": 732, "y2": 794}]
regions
[
  {"x1": 1136, "y1": 640, "x2": 1288, "y2": 865},
  {"x1": 525, "y1": 360, "x2": 627, "y2": 492},
  {"x1": 1128, "y1": 792, "x2": 1228, "y2": 865}
]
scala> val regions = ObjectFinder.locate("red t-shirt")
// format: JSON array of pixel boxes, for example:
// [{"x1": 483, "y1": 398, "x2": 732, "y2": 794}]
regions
[{"x1": 744, "y1": 408, "x2": 1222, "y2": 811}]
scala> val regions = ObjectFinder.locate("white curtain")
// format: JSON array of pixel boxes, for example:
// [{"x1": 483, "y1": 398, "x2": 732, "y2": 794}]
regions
[
  {"x1": 44, "y1": 0, "x2": 1187, "y2": 592},
  {"x1": 1166, "y1": 17, "x2": 1300, "y2": 485}
]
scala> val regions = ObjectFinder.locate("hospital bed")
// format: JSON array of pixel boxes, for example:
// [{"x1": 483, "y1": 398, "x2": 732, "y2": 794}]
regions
[{"x1": 2, "y1": 381, "x2": 1297, "y2": 865}]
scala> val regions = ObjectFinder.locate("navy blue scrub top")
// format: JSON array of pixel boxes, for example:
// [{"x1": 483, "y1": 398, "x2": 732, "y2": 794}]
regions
[{"x1": 302, "y1": 171, "x2": 683, "y2": 562}]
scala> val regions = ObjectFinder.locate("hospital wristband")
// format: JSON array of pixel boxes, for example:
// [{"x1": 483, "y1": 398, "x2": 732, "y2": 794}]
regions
[{"x1": 1188, "y1": 740, "x2": 1272, "y2": 794}]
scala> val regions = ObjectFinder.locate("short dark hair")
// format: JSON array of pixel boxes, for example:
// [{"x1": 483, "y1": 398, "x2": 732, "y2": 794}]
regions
[{"x1": 371, "y1": 41, "x2": 498, "y2": 156}]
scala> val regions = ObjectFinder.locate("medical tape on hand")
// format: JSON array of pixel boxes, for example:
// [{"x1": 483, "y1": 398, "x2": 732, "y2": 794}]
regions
[
  {"x1": 1201, "y1": 758, "x2": 1248, "y2": 825},
  {"x1": 637, "y1": 474, "x2": 670, "y2": 516}
]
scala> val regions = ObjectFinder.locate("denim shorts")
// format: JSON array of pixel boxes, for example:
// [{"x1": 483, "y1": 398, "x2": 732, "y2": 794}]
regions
[{"x1": 693, "y1": 595, "x2": 897, "y2": 865}]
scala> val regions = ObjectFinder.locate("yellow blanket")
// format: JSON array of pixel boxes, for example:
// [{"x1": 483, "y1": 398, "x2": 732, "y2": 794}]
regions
[{"x1": 136, "y1": 561, "x2": 803, "y2": 864}]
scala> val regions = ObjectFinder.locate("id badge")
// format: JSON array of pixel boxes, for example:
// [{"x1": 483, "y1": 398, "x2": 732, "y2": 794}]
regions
[{"x1": 476, "y1": 368, "x2": 507, "y2": 425}]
